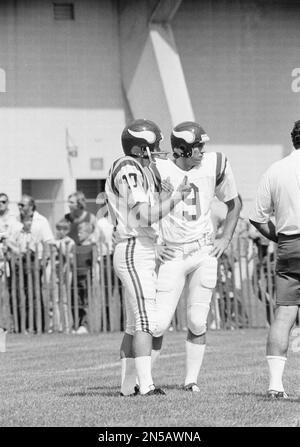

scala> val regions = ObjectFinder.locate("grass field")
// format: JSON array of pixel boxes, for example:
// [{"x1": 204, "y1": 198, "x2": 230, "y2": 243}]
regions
[{"x1": 0, "y1": 329, "x2": 299, "y2": 427}]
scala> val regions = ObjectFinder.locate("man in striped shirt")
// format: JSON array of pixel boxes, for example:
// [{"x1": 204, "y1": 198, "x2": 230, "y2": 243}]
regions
[
  {"x1": 250, "y1": 120, "x2": 300, "y2": 399},
  {"x1": 105, "y1": 119, "x2": 191, "y2": 396}
]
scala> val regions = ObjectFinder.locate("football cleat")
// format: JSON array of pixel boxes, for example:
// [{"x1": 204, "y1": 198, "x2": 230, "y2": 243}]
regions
[
  {"x1": 267, "y1": 389, "x2": 288, "y2": 400},
  {"x1": 142, "y1": 385, "x2": 166, "y2": 396},
  {"x1": 184, "y1": 383, "x2": 200, "y2": 393},
  {"x1": 134, "y1": 385, "x2": 140, "y2": 395},
  {"x1": 119, "y1": 385, "x2": 140, "y2": 397}
]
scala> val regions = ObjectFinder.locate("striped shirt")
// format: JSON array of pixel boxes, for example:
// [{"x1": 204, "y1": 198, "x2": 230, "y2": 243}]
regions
[
  {"x1": 250, "y1": 149, "x2": 300, "y2": 235},
  {"x1": 105, "y1": 156, "x2": 157, "y2": 241}
]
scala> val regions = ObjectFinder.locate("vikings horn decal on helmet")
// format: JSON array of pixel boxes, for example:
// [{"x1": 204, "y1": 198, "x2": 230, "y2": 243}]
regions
[
  {"x1": 291, "y1": 120, "x2": 300, "y2": 149},
  {"x1": 121, "y1": 119, "x2": 165, "y2": 158},
  {"x1": 171, "y1": 121, "x2": 210, "y2": 158}
]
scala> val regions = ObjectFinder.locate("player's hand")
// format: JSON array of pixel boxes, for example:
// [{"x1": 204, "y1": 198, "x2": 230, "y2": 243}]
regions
[
  {"x1": 175, "y1": 176, "x2": 192, "y2": 199},
  {"x1": 160, "y1": 177, "x2": 174, "y2": 199},
  {"x1": 210, "y1": 236, "x2": 231, "y2": 259},
  {"x1": 156, "y1": 244, "x2": 176, "y2": 263}
]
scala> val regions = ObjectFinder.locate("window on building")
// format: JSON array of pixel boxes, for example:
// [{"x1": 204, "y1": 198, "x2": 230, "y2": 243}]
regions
[
  {"x1": 53, "y1": 3, "x2": 75, "y2": 20},
  {"x1": 76, "y1": 179, "x2": 106, "y2": 216},
  {"x1": 22, "y1": 179, "x2": 64, "y2": 231}
]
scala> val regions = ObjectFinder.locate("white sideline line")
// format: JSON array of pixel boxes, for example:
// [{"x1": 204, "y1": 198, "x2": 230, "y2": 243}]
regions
[
  {"x1": 10, "y1": 352, "x2": 184, "y2": 379},
  {"x1": 55, "y1": 352, "x2": 184, "y2": 375}
]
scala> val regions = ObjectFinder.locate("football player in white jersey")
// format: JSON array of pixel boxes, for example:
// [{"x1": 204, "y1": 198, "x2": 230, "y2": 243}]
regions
[
  {"x1": 105, "y1": 119, "x2": 191, "y2": 396},
  {"x1": 152, "y1": 121, "x2": 241, "y2": 392}
]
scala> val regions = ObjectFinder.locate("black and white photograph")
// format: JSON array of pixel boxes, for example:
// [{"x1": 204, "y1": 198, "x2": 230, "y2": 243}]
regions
[{"x1": 0, "y1": 0, "x2": 299, "y2": 437}]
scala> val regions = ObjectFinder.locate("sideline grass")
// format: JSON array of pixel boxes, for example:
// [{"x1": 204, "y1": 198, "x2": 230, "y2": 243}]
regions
[{"x1": 0, "y1": 329, "x2": 299, "y2": 427}]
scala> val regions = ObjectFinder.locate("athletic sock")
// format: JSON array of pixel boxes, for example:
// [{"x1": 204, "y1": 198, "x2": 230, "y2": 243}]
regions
[
  {"x1": 135, "y1": 356, "x2": 154, "y2": 394},
  {"x1": 134, "y1": 350, "x2": 160, "y2": 388},
  {"x1": 184, "y1": 341, "x2": 206, "y2": 386},
  {"x1": 120, "y1": 357, "x2": 136, "y2": 396},
  {"x1": 151, "y1": 349, "x2": 161, "y2": 367},
  {"x1": 266, "y1": 355, "x2": 286, "y2": 392}
]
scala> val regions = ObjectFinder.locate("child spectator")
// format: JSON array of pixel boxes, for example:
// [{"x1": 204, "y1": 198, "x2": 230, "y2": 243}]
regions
[
  {"x1": 74, "y1": 221, "x2": 94, "y2": 334},
  {"x1": 55, "y1": 219, "x2": 75, "y2": 259},
  {"x1": 50, "y1": 219, "x2": 75, "y2": 333}
]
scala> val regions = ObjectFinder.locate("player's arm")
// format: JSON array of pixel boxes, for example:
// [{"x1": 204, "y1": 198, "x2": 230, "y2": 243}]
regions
[
  {"x1": 249, "y1": 171, "x2": 278, "y2": 242},
  {"x1": 213, "y1": 154, "x2": 242, "y2": 257},
  {"x1": 132, "y1": 176, "x2": 192, "y2": 226},
  {"x1": 211, "y1": 195, "x2": 241, "y2": 258},
  {"x1": 248, "y1": 219, "x2": 277, "y2": 243},
  {"x1": 115, "y1": 162, "x2": 191, "y2": 226}
]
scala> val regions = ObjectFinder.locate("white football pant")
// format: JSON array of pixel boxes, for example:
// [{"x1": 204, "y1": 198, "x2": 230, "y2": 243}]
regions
[
  {"x1": 155, "y1": 243, "x2": 217, "y2": 337},
  {"x1": 113, "y1": 237, "x2": 157, "y2": 335}
]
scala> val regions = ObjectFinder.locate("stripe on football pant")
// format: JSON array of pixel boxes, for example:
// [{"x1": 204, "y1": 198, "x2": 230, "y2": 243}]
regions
[{"x1": 125, "y1": 238, "x2": 149, "y2": 333}]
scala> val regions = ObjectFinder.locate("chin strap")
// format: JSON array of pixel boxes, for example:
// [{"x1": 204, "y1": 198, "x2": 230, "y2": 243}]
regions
[
  {"x1": 143, "y1": 147, "x2": 169, "y2": 161},
  {"x1": 130, "y1": 146, "x2": 169, "y2": 160},
  {"x1": 145, "y1": 147, "x2": 154, "y2": 163}
]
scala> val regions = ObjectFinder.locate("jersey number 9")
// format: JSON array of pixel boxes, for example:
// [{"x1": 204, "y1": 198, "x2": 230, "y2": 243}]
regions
[{"x1": 182, "y1": 183, "x2": 201, "y2": 221}]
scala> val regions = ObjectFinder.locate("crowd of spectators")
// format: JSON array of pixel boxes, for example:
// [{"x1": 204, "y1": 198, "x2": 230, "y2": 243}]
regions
[
  {"x1": 0, "y1": 191, "x2": 274, "y2": 334},
  {"x1": 0, "y1": 190, "x2": 114, "y2": 335}
]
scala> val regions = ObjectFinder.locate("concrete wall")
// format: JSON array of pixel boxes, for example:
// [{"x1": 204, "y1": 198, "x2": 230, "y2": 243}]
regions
[
  {"x1": 0, "y1": 0, "x2": 299, "y2": 219},
  {"x1": 0, "y1": 0, "x2": 125, "y2": 210}
]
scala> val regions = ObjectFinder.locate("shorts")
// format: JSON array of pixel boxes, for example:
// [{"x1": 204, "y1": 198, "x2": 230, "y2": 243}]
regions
[{"x1": 275, "y1": 233, "x2": 300, "y2": 306}]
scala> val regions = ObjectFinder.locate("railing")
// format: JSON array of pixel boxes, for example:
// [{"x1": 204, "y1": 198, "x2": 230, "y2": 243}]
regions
[
  {"x1": 173, "y1": 241, "x2": 278, "y2": 331},
  {"x1": 0, "y1": 238, "x2": 298, "y2": 334}
]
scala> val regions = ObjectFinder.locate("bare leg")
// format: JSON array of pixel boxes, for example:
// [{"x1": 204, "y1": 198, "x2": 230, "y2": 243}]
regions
[
  {"x1": 266, "y1": 305, "x2": 298, "y2": 393},
  {"x1": 267, "y1": 305, "x2": 299, "y2": 356}
]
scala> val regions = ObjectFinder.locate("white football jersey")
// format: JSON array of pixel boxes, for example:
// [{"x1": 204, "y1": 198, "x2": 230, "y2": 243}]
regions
[
  {"x1": 105, "y1": 156, "x2": 158, "y2": 241},
  {"x1": 154, "y1": 153, "x2": 238, "y2": 244}
]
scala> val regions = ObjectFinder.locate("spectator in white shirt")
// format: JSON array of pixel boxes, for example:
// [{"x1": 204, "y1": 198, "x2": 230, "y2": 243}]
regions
[
  {"x1": 16, "y1": 194, "x2": 54, "y2": 258},
  {"x1": 0, "y1": 193, "x2": 21, "y2": 254}
]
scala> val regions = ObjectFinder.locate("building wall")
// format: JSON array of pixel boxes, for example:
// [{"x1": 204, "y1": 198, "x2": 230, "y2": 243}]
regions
[
  {"x1": 0, "y1": 0, "x2": 299, "y2": 221},
  {"x1": 0, "y1": 0, "x2": 125, "y2": 215},
  {"x1": 173, "y1": 0, "x2": 300, "y2": 215}
]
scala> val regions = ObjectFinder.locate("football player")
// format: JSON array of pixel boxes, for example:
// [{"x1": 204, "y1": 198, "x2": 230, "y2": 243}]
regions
[
  {"x1": 105, "y1": 119, "x2": 191, "y2": 396},
  {"x1": 152, "y1": 121, "x2": 241, "y2": 392}
]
